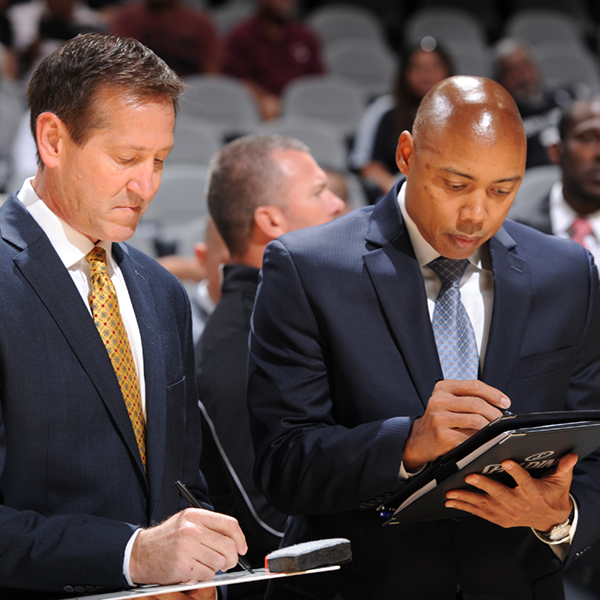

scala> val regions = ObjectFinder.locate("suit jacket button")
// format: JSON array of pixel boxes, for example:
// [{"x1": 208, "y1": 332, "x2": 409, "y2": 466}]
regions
[
  {"x1": 376, "y1": 496, "x2": 384, "y2": 503},
  {"x1": 95, "y1": 586, "x2": 107, "y2": 592},
  {"x1": 63, "y1": 586, "x2": 74, "y2": 593},
  {"x1": 367, "y1": 500, "x2": 377, "y2": 507},
  {"x1": 86, "y1": 586, "x2": 96, "y2": 592},
  {"x1": 359, "y1": 502, "x2": 368, "y2": 509},
  {"x1": 74, "y1": 585, "x2": 86, "y2": 593}
]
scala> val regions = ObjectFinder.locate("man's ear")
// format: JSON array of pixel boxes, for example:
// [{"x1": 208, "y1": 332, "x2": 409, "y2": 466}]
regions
[
  {"x1": 194, "y1": 241, "x2": 208, "y2": 267},
  {"x1": 547, "y1": 142, "x2": 561, "y2": 165},
  {"x1": 396, "y1": 131, "x2": 415, "y2": 176},
  {"x1": 36, "y1": 112, "x2": 66, "y2": 169},
  {"x1": 253, "y1": 205, "x2": 287, "y2": 241}
]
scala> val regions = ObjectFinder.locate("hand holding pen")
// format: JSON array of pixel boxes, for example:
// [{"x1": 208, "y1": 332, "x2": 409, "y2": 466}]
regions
[
  {"x1": 128, "y1": 483, "x2": 249, "y2": 587},
  {"x1": 176, "y1": 480, "x2": 254, "y2": 574}
]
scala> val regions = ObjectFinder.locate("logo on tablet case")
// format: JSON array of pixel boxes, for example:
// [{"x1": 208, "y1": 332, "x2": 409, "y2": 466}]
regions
[{"x1": 480, "y1": 450, "x2": 558, "y2": 475}]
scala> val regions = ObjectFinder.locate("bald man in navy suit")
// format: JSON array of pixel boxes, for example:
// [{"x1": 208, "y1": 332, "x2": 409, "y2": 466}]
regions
[{"x1": 247, "y1": 77, "x2": 600, "y2": 600}]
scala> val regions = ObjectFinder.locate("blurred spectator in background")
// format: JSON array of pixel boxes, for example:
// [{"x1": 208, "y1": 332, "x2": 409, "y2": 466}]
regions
[
  {"x1": 197, "y1": 134, "x2": 344, "y2": 599},
  {"x1": 111, "y1": 0, "x2": 221, "y2": 77},
  {"x1": 349, "y1": 43, "x2": 453, "y2": 198},
  {"x1": 7, "y1": 0, "x2": 105, "y2": 82},
  {"x1": 224, "y1": 0, "x2": 325, "y2": 120},
  {"x1": 512, "y1": 97, "x2": 600, "y2": 265},
  {"x1": 0, "y1": 0, "x2": 17, "y2": 79},
  {"x1": 190, "y1": 217, "x2": 230, "y2": 346},
  {"x1": 494, "y1": 38, "x2": 574, "y2": 169}
]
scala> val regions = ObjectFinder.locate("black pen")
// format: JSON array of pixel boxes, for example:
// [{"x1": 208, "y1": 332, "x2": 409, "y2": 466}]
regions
[{"x1": 175, "y1": 480, "x2": 254, "y2": 574}]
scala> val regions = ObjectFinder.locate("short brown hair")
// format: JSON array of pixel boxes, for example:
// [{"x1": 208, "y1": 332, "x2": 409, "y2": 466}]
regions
[
  {"x1": 27, "y1": 33, "x2": 184, "y2": 161},
  {"x1": 207, "y1": 134, "x2": 310, "y2": 258}
]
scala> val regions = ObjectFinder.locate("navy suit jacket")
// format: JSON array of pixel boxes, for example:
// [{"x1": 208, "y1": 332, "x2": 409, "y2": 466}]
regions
[
  {"x1": 0, "y1": 195, "x2": 208, "y2": 598},
  {"x1": 247, "y1": 183, "x2": 600, "y2": 600}
]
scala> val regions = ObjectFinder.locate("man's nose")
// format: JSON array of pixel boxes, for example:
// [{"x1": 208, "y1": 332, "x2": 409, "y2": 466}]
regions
[
  {"x1": 327, "y1": 190, "x2": 346, "y2": 218},
  {"x1": 459, "y1": 193, "x2": 487, "y2": 224}
]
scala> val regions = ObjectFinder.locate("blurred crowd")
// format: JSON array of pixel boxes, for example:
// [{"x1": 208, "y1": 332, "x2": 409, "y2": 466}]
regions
[{"x1": 1, "y1": 0, "x2": 600, "y2": 204}]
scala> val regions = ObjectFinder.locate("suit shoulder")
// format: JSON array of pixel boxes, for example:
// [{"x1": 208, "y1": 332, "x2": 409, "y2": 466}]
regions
[
  {"x1": 276, "y1": 205, "x2": 375, "y2": 256},
  {"x1": 502, "y1": 219, "x2": 594, "y2": 273},
  {"x1": 504, "y1": 218, "x2": 586, "y2": 254}
]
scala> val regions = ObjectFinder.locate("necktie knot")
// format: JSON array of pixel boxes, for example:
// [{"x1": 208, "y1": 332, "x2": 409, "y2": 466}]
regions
[
  {"x1": 570, "y1": 217, "x2": 594, "y2": 248},
  {"x1": 428, "y1": 257, "x2": 470, "y2": 289},
  {"x1": 86, "y1": 246, "x2": 108, "y2": 276}
]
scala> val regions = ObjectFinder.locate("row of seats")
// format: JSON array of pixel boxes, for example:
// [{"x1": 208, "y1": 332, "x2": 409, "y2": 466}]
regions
[{"x1": 304, "y1": 4, "x2": 600, "y2": 90}]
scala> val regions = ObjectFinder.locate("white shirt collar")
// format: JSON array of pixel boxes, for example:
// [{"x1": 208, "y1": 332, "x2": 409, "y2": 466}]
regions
[
  {"x1": 17, "y1": 177, "x2": 113, "y2": 270},
  {"x1": 396, "y1": 181, "x2": 486, "y2": 270},
  {"x1": 192, "y1": 279, "x2": 216, "y2": 315}
]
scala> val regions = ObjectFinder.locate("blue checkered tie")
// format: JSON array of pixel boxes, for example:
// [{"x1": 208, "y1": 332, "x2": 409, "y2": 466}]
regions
[{"x1": 429, "y1": 257, "x2": 479, "y2": 380}]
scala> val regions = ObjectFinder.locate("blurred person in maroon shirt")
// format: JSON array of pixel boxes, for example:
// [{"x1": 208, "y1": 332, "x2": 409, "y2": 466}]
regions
[
  {"x1": 111, "y1": 0, "x2": 221, "y2": 77},
  {"x1": 224, "y1": 0, "x2": 324, "y2": 120}
]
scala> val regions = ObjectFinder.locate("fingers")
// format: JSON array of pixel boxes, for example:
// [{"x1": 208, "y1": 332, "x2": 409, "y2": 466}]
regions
[
  {"x1": 555, "y1": 452, "x2": 578, "y2": 474},
  {"x1": 180, "y1": 509, "x2": 246, "y2": 573},
  {"x1": 186, "y1": 508, "x2": 248, "y2": 556},
  {"x1": 445, "y1": 453, "x2": 577, "y2": 530},
  {"x1": 403, "y1": 381, "x2": 511, "y2": 470},
  {"x1": 435, "y1": 379, "x2": 511, "y2": 414},
  {"x1": 130, "y1": 509, "x2": 247, "y2": 586}
]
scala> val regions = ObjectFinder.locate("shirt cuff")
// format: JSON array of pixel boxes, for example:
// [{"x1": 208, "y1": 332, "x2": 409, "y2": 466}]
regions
[
  {"x1": 123, "y1": 527, "x2": 143, "y2": 587},
  {"x1": 399, "y1": 461, "x2": 427, "y2": 480}
]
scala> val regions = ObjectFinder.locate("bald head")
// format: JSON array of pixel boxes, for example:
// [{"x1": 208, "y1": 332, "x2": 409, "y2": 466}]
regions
[
  {"x1": 396, "y1": 76, "x2": 527, "y2": 260},
  {"x1": 413, "y1": 76, "x2": 525, "y2": 151}
]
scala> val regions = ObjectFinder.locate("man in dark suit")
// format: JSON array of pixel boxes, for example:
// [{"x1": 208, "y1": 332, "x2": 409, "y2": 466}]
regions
[
  {"x1": 246, "y1": 76, "x2": 600, "y2": 599},
  {"x1": 0, "y1": 33, "x2": 246, "y2": 599},
  {"x1": 197, "y1": 134, "x2": 345, "y2": 600},
  {"x1": 511, "y1": 97, "x2": 600, "y2": 265}
]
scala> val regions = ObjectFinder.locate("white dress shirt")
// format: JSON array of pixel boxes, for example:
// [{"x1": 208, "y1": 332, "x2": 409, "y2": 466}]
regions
[{"x1": 549, "y1": 181, "x2": 600, "y2": 265}]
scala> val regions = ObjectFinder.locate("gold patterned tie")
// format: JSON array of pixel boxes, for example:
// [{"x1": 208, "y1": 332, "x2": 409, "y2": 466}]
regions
[{"x1": 86, "y1": 246, "x2": 146, "y2": 468}]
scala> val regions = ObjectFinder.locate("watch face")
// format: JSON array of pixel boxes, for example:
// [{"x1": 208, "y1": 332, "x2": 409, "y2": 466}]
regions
[{"x1": 549, "y1": 523, "x2": 571, "y2": 541}]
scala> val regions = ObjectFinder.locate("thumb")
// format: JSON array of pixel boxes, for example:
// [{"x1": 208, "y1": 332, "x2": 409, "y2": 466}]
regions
[{"x1": 554, "y1": 453, "x2": 578, "y2": 478}]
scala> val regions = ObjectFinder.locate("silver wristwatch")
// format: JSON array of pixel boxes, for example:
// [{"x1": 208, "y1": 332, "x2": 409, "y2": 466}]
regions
[{"x1": 535, "y1": 512, "x2": 574, "y2": 546}]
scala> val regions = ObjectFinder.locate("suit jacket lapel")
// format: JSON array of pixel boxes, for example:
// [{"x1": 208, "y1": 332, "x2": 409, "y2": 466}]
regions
[
  {"x1": 481, "y1": 227, "x2": 531, "y2": 394},
  {"x1": 115, "y1": 244, "x2": 167, "y2": 506},
  {"x1": 1, "y1": 196, "x2": 148, "y2": 485},
  {"x1": 363, "y1": 185, "x2": 442, "y2": 409}
]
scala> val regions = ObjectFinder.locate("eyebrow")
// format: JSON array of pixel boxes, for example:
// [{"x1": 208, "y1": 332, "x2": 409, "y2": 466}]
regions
[
  {"x1": 118, "y1": 144, "x2": 175, "y2": 153},
  {"x1": 440, "y1": 167, "x2": 522, "y2": 183}
]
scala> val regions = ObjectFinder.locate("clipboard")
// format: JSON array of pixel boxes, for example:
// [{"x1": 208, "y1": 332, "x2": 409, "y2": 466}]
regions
[
  {"x1": 58, "y1": 566, "x2": 340, "y2": 600},
  {"x1": 382, "y1": 411, "x2": 600, "y2": 525}
]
